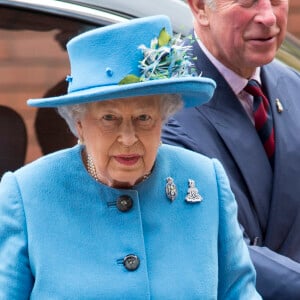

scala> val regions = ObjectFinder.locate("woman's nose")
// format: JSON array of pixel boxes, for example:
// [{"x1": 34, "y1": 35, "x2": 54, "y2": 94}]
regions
[{"x1": 117, "y1": 120, "x2": 138, "y2": 146}]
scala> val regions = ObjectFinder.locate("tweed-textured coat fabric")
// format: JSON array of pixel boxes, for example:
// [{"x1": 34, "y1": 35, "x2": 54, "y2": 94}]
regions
[{"x1": 0, "y1": 144, "x2": 260, "y2": 299}]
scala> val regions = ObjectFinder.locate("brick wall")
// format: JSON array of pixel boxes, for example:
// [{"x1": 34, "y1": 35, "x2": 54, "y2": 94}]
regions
[{"x1": 0, "y1": 29, "x2": 69, "y2": 163}]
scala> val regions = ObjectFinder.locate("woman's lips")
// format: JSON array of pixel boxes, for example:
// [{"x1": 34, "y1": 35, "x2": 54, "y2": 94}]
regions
[{"x1": 114, "y1": 155, "x2": 140, "y2": 166}]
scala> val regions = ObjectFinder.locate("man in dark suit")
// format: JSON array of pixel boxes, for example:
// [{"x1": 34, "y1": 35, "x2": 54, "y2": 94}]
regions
[{"x1": 162, "y1": 0, "x2": 300, "y2": 298}]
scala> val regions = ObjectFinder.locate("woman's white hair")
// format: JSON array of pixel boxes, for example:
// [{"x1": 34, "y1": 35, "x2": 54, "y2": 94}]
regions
[{"x1": 57, "y1": 94, "x2": 183, "y2": 137}]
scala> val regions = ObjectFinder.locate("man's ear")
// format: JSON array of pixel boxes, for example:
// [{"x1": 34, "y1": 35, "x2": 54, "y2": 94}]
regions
[{"x1": 187, "y1": 0, "x2": 210, "y2": 26}]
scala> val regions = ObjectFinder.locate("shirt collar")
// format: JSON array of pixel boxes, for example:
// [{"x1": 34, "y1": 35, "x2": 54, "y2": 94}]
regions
[{"x1": 194, "y1": 31, "x2": 261, "y2": 95}]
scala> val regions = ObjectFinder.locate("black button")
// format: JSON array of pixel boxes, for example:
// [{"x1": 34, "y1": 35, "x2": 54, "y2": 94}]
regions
[
  {"x1": 116, "y1": 195, "x2": 133, "y2": 212},
  {"x1": 123, "y1": 254, "x2": 140, "y2": 271}
]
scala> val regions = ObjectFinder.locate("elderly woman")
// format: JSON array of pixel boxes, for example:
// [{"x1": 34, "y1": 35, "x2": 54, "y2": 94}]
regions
[{"x1": 0, "y1": 15, "x2": 261, "y2": 299}]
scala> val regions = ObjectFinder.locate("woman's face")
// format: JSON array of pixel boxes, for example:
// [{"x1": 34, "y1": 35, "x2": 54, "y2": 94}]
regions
[{"x1": 76, "y1": 95, "x2": 163, "y2": 188}]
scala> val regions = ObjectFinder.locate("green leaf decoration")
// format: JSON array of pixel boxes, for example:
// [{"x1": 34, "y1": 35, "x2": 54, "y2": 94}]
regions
[
  {"x1": 119, "y1": 74, "x2": 141, "y2": 85},
  {"x1": 158, "y1": 28, "x2": 171, "y2": 47}
]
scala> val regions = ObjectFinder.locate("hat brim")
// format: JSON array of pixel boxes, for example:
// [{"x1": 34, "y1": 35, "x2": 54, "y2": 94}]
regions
[{"x1": 27, "y1": 77, "x2": 216, "y2": 108}]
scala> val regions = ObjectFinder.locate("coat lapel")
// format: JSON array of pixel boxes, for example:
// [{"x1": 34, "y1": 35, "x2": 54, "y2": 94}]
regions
[{"x1": 261, "y1": 64, "x2": 300, "y2": 250}]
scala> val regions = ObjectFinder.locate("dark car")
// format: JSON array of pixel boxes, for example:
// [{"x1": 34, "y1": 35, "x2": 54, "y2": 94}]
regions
[{"x1": 0, "y1": 0, "x2": 299, "y2": 177}]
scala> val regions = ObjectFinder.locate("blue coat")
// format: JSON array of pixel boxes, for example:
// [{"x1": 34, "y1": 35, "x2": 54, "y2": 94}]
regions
[
  {"x1": 162, "y1": 35, "x2": 300, "y2": 299},
  {"x1": 0, "y1": 144, "x2": 260, "y2": 299}
]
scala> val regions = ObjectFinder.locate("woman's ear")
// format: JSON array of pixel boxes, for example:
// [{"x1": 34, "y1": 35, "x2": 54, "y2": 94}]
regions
[
  {"x1": 76, "y1": 120, "x2": 84, "y2": 143},
  {"x1": 187, "y1": 0, "x2": 210, "y2": 26}
]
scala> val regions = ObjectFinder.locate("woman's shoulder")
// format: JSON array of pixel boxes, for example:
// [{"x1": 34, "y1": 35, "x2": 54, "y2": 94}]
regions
[{"x1": 157, "y1": 144, "x2": 220, "y2": 181}]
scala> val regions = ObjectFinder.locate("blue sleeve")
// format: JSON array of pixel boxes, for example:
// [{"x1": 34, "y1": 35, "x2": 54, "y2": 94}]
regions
[
  {"x1": 249, "y1": 246, "x2": 300, "y2": 300},
  {"x1": 213, "y1": 159, "x2": 261, "y2": 299},
  {"x1": 0, "y1": 172, "x2": 33, "y2": 299}
]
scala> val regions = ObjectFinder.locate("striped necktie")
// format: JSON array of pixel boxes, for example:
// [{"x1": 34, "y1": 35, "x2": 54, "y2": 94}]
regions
[{"x1": 244, "y1": 79, "x2": 275, "y2": 163}]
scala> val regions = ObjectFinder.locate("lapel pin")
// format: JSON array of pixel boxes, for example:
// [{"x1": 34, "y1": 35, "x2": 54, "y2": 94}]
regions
[
  {"x1": 165, "y1": 177, "x2": 177, "y2": 202},
  {"x1": 185, "y1": 179, "x2": 203, "y2": 203},
  {"x1": 275, "y1": 98, "x2": 284, "y2": 113}
]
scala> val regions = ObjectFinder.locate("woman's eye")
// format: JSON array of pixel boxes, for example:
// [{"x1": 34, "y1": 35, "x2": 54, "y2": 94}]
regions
[
  {"x1": 102, "y1": 114, "x2": 117, "y2": 121},
  {"x1": 134, "y1": 114, "x2": 155, "y2": 129},
  {"x1": 97, "y1": 114, "x2": 121, "y2": 131}
]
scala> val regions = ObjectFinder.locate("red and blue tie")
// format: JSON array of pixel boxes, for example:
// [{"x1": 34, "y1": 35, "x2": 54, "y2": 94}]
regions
[{"x1": 244, "y1": 79, "x2": 275, "y2": 163}]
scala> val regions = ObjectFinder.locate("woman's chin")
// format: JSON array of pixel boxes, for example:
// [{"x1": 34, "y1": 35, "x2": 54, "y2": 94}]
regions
[{"x1": 109, "y1": 175, "x2": 141, "y2": 188}]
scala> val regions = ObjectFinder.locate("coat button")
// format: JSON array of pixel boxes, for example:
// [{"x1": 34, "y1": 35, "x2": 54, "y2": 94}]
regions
[
  {"x1": 116, "y1": 195, "x2": 133, "y2": 212},
  {"x1": 123, "y1": 254, "x2": 140, "y2": 271}
]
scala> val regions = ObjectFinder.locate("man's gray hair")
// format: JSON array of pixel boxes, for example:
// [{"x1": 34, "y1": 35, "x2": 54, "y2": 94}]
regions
[{"x1": 204, "y1": 0, "x2": 216, "y2": 9}]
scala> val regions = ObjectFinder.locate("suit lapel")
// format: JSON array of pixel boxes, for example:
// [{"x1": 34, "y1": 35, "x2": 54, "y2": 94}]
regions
[
  {"x1": 191, "y1": 39, "x2": 272, "y2": 226},
  {"x1": 261, "y1": 64, "x2": 300, "y2": 248},
  {"x1": 261, "y1": 64, "x2": 300, "y2": 192}
]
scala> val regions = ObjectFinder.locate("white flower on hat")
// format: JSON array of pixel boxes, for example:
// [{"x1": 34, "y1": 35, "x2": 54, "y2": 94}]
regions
[{"x1": 119, "y1": 28, "x2": 198, "y2": 85}]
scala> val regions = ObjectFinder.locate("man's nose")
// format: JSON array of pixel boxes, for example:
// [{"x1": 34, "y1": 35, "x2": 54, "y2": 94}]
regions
[{"x1": 254, "y1": 0, "x2": 277, "y2": 27}]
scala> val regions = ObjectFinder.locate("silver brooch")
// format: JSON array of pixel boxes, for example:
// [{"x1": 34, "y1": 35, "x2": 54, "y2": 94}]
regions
[
  {"x1": 165, "y1": 177, "x2": 177, "y2": 202},
  {"x1": 275, "y1": 98, "x2": 284, "y2": 113},
  {"x1": 185, "y1": 179, "x2": 203, "y2": 203}
]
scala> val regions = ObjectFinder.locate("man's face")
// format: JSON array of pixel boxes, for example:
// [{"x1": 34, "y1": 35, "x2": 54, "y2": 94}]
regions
[{"x1": 195, "y1": 0, "x2": 289, "y2": 77}]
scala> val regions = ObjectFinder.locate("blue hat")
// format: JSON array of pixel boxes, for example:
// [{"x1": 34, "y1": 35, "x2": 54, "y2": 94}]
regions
[{"x1": 27, "y1": 15, "x2": 216, "y2": 108}]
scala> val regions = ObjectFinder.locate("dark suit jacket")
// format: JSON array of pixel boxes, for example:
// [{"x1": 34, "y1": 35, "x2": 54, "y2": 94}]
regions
[{"x1": 162, "y1": 36, "x2": 300, "y2": 299}]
